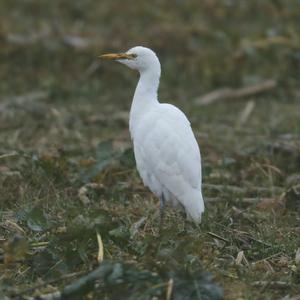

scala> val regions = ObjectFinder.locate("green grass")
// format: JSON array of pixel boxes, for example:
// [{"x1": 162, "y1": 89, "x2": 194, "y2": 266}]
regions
[{"x1": 1, "y1": 1, "x2": 300, "y2": 299}]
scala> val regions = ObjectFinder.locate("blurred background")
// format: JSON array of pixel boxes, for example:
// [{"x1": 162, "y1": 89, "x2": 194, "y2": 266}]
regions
[
  {"x1": 0, "y1": 1, "x2": 300, "y2": 299},
  {"x1": 1, "y1": 0, "x2": 299, "y2": 152}
]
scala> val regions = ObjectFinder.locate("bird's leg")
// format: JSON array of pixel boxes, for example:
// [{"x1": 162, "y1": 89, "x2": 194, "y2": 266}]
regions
[{"x1": 159, "y1": 194, "x2": 166, "y2": 228}]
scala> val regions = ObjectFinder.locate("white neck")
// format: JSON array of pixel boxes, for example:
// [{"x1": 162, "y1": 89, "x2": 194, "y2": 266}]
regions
[
  {"x1": 134, "y1": 69, "x2": 160, "y2": 102},
  {"x1": 129, "y1": 66, "x2": 161, "y2": 135}
]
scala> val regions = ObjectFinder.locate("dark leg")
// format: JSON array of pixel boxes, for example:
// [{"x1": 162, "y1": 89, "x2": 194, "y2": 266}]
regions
[{"x1": 159, "y1": 193, "x2": 166, "y2": 228}]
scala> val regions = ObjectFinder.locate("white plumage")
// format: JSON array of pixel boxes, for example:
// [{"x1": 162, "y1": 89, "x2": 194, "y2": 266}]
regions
[{"x1": 100, "y1": 46, "x2": 204, "y2": 224}]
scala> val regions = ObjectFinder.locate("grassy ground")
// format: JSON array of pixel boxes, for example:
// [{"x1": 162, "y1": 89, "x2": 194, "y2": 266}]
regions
[{"x1": 0, "y1": 1, "x2": 300, "y2": 299}]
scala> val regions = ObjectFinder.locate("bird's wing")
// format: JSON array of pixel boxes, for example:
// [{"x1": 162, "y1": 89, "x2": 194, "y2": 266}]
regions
[{"x1": 133, "y1": 103, "x2": 201, "y2": 198}]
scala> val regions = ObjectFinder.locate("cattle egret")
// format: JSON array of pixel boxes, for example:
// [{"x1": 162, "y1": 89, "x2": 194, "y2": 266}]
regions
[{"x1": 100, "y1": 46, "x2": 204, "y2": 224}]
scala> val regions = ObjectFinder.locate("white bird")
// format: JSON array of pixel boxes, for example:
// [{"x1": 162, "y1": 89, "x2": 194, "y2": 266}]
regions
[{"x1": 100, "y1": 46, "x2": 204, "y2": 224}]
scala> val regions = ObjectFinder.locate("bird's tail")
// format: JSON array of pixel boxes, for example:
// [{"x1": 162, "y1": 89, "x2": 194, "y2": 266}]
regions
[{"x1": 182, "y1": 188, "x2": 204, "y2": 224}]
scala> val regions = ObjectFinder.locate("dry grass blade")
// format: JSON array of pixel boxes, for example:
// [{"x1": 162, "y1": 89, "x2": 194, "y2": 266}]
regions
[
  {"x1": 0, "y1": 152, "x2": 19, "y2": 160},
  {"x1": 205, "y1": 197, "x2": 272, "y2": 204},
  {"x1": 203, "y1": 183, "x2": 283, "y2": 195},
  {"x1": 252, "y1": 281, "x2": 291, "y2": 289},
  {"x1": 195, "y1": 80, "x2": 277, "y2": 105},
  {"x1": 130, "y1": 217, "x2": 147, "y2": 238},
  {"x1": 243, "y1": 36, "x2": 300, "y2": 51},
  {"x1": 281, "y1": 295, "x2": 300, "y2": 300},
  {"x1": 235, "y1": 251, "x2": 249, "y2": 266},
  {"x1": 295, "y1": 248, "x2": 300, "y2": 265},
  {"x1": 237, "y1": 100, "x2": 256, "y2": 126},
  {"x1": 166, "y1": 278, "x2": 174, "y2": 300},
  {"x1": 253, "y1": 252, "x2": 282, "y2": 265},
  {"x1": 80, "y1": 60, "x2": 101, "y2": 80},
  {"x1": 281, "y1": 294, "x2": 300, "y2": 300},
  {"x1": 96, "y1": 231, "x2": 104, "y2": 263},
  {"x1": 3, "y1": 220, "x2": 25, "y2": 234},
  {"x1": 6, "y1": 29, "x2": 51, "y2": 45},
  {"x1": 207, "y1": 232, "x2": 229, "y2": 243}
]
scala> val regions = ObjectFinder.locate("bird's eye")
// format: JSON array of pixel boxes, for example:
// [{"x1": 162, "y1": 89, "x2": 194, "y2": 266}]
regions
[{"x1": 130, "y1": 53, "x2": 137, "y2": 59}]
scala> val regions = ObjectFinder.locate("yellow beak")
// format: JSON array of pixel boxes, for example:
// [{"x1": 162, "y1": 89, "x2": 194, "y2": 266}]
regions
[{"x1": 99, "y1": 53, "x2": 136, "y2": 60}]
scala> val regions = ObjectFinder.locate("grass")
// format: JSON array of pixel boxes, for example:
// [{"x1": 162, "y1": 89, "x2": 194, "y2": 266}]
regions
[{"x1": 0, "y1": 1, "x2": 300, "y2": 299}]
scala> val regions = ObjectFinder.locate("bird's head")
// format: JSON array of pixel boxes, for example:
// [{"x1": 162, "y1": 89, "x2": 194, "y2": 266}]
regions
[{"x1": 100, "y1": 46, "x2": 160, "y2": 73}]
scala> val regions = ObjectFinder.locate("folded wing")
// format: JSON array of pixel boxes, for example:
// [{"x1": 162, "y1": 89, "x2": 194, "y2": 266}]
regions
[{"x1": 132, "y1": 103, "x2": 203, "y2": 221}]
